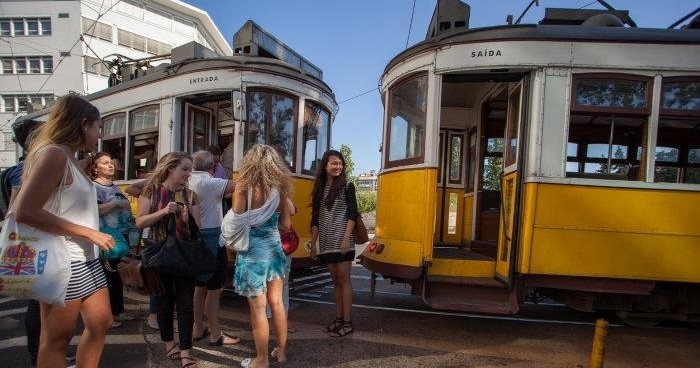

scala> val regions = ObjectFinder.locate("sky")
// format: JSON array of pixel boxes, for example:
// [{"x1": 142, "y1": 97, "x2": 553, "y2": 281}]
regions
[{"x1": 182, "y1": 0, "x2": 699, "y2": 175}]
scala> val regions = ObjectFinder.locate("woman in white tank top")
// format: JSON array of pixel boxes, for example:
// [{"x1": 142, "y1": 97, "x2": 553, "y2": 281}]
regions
[{"x1": 14, "y1": 95, "x2": 116, "y2": 368}]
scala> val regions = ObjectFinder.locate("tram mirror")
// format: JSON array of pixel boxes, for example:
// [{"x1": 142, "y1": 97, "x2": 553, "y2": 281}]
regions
[{"x1": 232, "y1": 90, "x2": 246, "y2": 121}]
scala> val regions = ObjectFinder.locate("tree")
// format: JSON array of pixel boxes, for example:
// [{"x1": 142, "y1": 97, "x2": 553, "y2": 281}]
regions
[{"x1": 340, "y1": 144, "x2": 355, "y2": 177}]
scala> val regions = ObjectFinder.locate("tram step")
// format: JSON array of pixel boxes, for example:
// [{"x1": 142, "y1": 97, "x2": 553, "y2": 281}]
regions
[
  {"x1": 468, "y1": 240, "x2": 498, "y2": 259},
  {"x1": 425, "y1": 277, "x2": 518, "y2": 314},
  {"x1": 428, "y1": 255, "x2": 495, "y2": 278}
]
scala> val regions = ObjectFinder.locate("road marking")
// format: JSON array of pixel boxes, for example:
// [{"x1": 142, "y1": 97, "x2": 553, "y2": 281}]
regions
[
  {"x1": 0, "y1": 297, "x2": 17, "y2": 305},
  {"x1": 0, "y1": 307, "x2": 26, "y2": 318},
  {"x1": 289, "y1": 296, "x2": 622, "y2": 327}
]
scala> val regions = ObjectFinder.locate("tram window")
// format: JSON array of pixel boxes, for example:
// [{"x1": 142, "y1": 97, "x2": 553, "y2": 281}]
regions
[
  {"x1": 101, "y1": 113, "x2": 127, "y2": 180},
  {"x1": 386, "y1": 74, "x2": 427, "y2": 168},
  {"x1": 505, "y1": 85, "x2": 521, "y2": 166},
  {"x1": 449, "y1": 135, "x2": 463, "y2": 184},
  {"x1": 302, "y1": 101, "x2": 330, "y2": 175},
  {"x1": 129, "y1": 105, "x2": 159, "y2": 179},
  {"x1": 656, "y1": 78, "x2": 700, "y2": 184},
  {"x1": 217, "y1": 101, "x2": 235, "y2": 171},
  {"x1": 483, "y1": 137, "x2": 503, "y2": 190},
  {"x1": 245, "y1": 89, "x2": 297, "y2": 170},
  {"x1": 572, "y1": 77, "x2": 649, "y2": 111}
]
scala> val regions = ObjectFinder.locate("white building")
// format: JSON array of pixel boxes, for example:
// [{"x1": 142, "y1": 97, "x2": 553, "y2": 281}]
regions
[
  {"x1": 357, "y1": 170, "x2": 378, "y2": 191},
  {"x1": 0, "y1": 0, "x2": 231, "y2": 168}
]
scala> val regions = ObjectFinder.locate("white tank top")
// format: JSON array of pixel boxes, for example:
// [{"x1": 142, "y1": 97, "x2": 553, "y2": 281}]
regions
[{"x1": 44, "y1": 156, "x2": 100, "y2": 261}]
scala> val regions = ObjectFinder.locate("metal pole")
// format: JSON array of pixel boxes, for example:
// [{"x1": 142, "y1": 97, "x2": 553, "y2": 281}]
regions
[{"x1": 590, "y1": 318, "x2": 609, "y2": 368}]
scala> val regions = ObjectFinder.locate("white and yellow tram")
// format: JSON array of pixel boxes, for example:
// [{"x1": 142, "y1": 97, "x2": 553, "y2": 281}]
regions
[
  {"x1": 15, "y1": 21, "x2": 337, "y2": 268},
  {"x1": 360, "y1": 1, "x2": 700, "y2": 323}
]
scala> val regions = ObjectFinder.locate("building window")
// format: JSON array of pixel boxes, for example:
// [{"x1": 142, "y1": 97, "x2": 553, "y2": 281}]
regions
[
  {"x1": 115, "y1": 0, "x2": 144, "y2": 19},
  {"x1": 302, "y1": 100, "x2": 330, "y2": 175},
  {"x1": 245, "y1": 89, "x2": 298, "y2": 170},
  {"x1": 0, "y1": 94, "x2": 54, "y2": 113},
  {"x1": 84, "y1": 56, "x2": 111, "y2": 77},
  {"x1": 0, "y1": 56, "x2": 52, "y2": 74},
  {"x1": 1, "y1": 17, "x2": 51, "y2": 36},
  {"x1": 567, "y1": 74, "x2": 651, "y2": 180},
  {"x1": 82, "y1": 17, "x2": 113, "y2": 42},
  {"x1": 145, "y1": 6, "x2": 172, "y2": 29},
  {"x1": 118, "y1": 28, "x2": 169, "y2": 54},
  {"x1": 385, "y1": 73, "x2": 427, "y2": 168},
  {"x1": 173, "y1": 17, "x2": 194, "y2": 36}
]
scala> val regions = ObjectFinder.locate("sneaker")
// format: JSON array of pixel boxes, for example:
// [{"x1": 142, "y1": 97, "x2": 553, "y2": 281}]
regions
[{"x1": 146, "y1": 314, "x2": 159, "y2": 330}]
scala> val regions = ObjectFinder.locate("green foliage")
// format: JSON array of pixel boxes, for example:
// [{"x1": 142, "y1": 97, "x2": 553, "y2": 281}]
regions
[
  {"x1": 340, "y1": 144, "x2": 355, "y2": 177},
  {"x1": 356, "y1": 190, "x2": 377, "y2": 214},
  {"x1": 483, "y1": 138, "x2": 503, "y2": 190}
]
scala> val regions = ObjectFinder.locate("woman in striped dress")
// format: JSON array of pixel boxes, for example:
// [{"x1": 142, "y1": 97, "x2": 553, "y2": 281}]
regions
[
  {"x1": 310, "y1": 150, "x2": 359, "y2": 337},
  {"x1": 14, "y1": 95, "x2": 116, "y2": 368}
]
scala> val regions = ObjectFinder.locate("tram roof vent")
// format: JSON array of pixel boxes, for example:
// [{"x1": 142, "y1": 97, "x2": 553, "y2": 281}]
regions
[
  {"x1": 539, "y1": 8, "x2": 632, "y2": 27},
  {"x1": 425, "y1": 0, "x2": 470, "y2": 41},
  {"x1": 171, "y1": 41, "x2": 219, "y2": 64},
  {"x1": 232, "y1": 20, "x2": 323, "y2": 80}
]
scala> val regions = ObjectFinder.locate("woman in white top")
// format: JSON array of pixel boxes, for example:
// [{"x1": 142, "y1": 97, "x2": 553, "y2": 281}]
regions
[{"x1": 14, "y1": 94, "x2": 116, "y2": 368}]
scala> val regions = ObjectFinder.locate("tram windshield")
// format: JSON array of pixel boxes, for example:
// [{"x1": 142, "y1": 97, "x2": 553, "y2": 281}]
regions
[{"x1": 245, "y1": 89, "x2": 297, "y2": 170}]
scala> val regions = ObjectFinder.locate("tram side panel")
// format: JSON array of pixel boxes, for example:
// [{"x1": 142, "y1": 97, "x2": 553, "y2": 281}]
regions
[{"x1": 517, "y1": 182, "x2": 700, "y2": 283}]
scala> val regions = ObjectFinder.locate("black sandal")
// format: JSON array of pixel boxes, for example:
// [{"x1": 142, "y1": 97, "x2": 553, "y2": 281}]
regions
[
  {"x1": 324, "y1": 317, "x2": 343, "y2": 332},
  {"x1": 329, "y1": 320, "x2": 353, "y2": 338}
]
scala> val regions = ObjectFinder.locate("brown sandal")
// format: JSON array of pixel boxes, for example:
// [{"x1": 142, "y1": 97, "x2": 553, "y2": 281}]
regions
[{"x1": 165, "y1": 343, "x2": 181, "y2": 360}]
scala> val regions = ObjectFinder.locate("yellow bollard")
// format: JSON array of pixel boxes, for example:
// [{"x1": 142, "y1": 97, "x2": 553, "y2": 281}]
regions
[{"x1": 590, "y1": 318, "x2": 609, "y2": 368}]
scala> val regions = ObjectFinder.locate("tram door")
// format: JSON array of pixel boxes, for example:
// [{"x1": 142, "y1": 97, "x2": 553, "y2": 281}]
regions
[
  {"x1": 435, "y1": 129, "x2": 466, "y2": 245},
  {"x1": 495, "y1": 83, "x2": 523, "y2": 283},
  {"x1": 185, "y1": 103, "x2": 214, "y2": 153}
]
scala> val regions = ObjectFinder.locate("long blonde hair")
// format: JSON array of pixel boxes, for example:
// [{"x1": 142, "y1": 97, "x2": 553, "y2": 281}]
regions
[
  {"x1": 237, "y1": 144, "x2": 291, "y2": 200},
  {"x1": 141, "y1": 151, "x2": 191, "y2": 198}
]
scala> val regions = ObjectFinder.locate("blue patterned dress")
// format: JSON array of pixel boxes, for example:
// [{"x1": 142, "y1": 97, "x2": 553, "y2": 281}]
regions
[{"x1": 233, "y1": 212, "x2": 287, "y2": 298}]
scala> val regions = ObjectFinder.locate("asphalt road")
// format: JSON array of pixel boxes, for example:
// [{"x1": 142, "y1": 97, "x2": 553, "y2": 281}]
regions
[{"x1": 1, "y1": 254, "x2": 699, "y2": 367}]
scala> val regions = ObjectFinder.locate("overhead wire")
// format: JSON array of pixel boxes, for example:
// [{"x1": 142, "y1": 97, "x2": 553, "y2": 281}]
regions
[
  {"x1": 405, "y1": 0, "x2": 417, "y2": 49},
  {"x1": 35, "y1": 0, "x2": 123, "y2": 94},
  {"x1": 338, "y1": 87, "x2": 379, "y2": 105}
]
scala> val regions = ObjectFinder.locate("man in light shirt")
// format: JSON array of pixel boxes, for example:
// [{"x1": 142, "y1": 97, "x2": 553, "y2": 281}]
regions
[{"x1": 189, "y1": 150, "x2": 240, "y2": 346}]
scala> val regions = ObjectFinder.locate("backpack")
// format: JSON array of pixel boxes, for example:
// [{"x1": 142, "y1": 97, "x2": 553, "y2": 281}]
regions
[{"x1": 0, "y1": 165, "x2": 16, "y2": 221}]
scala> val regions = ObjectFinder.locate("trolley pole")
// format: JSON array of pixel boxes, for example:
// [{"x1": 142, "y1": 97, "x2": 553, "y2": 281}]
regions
[{"x1": 590, "y1": 318, "x2": 609, "y2": 368}]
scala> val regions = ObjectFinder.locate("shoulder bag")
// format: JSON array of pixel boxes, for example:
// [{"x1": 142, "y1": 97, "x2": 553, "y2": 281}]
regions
[
  {"x1": 280, "y1": 227, "x2": 299, "y2": 255},
  {"x1": 352, "y1": 215, "x2": 369, "y2": 244},
  {"x1": 0, "y1": 158, "x2": 72, "y2": 306}
]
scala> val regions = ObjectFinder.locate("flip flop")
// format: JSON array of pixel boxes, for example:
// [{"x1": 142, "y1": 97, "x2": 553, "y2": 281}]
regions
[
  {"x1": 240, "y1": 358, "x2": 252, "y2": 368},
  {"x1": 208, "y1": 332, "x2": 241, "y2": 346},
  {"x1": 271, "y1": 347, "x2": 287, "y2": 364}
]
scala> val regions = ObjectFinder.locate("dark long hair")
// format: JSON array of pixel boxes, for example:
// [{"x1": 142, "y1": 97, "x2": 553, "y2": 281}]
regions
[{"x1": 311, "y1": 150, "x2": 347, "y2": 215}]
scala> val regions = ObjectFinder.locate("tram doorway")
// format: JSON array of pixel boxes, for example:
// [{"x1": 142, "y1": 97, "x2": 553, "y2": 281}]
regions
[{"x1": 181, "y1": 93, "x2": 236, "y2": 172}]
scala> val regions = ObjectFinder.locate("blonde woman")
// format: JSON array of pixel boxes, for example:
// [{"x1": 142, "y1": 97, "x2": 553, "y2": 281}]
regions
[
  {"x1": 135, "y1": 152, "x2": 201, "y2": 368},
  {"x1": 14, "y1": 94, "x2": 116, "y2": 368},
  {"x1": 222, "y1": 144, "x2": 291, "y2": 368}
]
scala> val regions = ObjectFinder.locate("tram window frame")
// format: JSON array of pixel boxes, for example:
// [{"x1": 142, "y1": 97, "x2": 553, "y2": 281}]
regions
[
  {"x1": 655, "y1": 77, "x2": 700, "y2": 184},
  {"x1": 301, "y1": 100, "x2": 331, "y2": 176},
  {"x1": 385, "y1": 72, "x2": 428, "y2": 169},
  {"x1": 129, "y1": 104, "x2": 160, "y2": 180},
  {"x1": 465, "y1": 127, "x2": 477, "y2": 191},
  {"x1": 244, "y1": 88, "x2": 298, "y2": 172},
  {"x1": 448, "y1": 132, "x2": 464, "y2": 185},
  {"x1": 566, "y1": 74, "x2": 652, "y2": 180},
  {"x1": 504, "y1": 83, "x2": 522, "y2": 167},
  {"x1": 101, "y1": 113, "x2": 127, "y2": 180}
]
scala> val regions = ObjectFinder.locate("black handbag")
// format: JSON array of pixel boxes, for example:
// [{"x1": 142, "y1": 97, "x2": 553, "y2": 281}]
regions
[{"x1": 142, "y1": 212, "x2": 217, "y2": 278}]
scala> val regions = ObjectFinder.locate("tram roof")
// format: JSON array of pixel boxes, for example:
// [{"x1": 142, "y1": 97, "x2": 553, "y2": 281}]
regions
[
  {"x1": 385, "y1": 24, "x2": 700, "y2": 76},
  {"x1": 15, "y1": 54, "x2": 335, "y2": 126}
]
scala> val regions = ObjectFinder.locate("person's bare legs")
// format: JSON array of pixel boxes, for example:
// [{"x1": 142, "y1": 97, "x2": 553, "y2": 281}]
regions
[
  {"x1": 192, "y1": 286, "x2": 208, "y2": 338},
  {"x1": 75, "y1": 288, "x2": 112, "y2": 367},
  {"x1": 336, "y1": 261, "x2": 353, "y2": 321},
  {"x1": 327, "y1": 264, "x2": 344, "y2": 320},
  {"x1": 267, "y1": 278, "x2": 286, "y2": 362},
  {"x1": 247, "y1": 293, "x2": 270, "y2": 368},
  {"x1": 39, "y1": 288, "x2": 112, "y2": 368},
  {"x1": 38, "y1": 301, "x2": 81, "y2": 368}
]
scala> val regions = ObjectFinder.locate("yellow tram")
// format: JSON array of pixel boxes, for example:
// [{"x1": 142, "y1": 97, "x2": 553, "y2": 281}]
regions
[
  {"x1": 360, "y1": 1, "x2": 700, "y2": 323},
  {"x1": 14, "y1": 21, "x2": 337, "y2": 269}
]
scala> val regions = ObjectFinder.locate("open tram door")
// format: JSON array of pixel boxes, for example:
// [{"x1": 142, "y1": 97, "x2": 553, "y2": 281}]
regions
[
  {"x1": 185, "y1": 103, "x2": 214, "y2": 152},
  {"x1": 435, "y1": 129, "x2": 466, "y2": 245},
  {"x1": 494, "y1": 82, "x2": 524, "y2": 285},
  {"x1": 180, "y1": 94, "x2": 237, "y2": 166}
]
